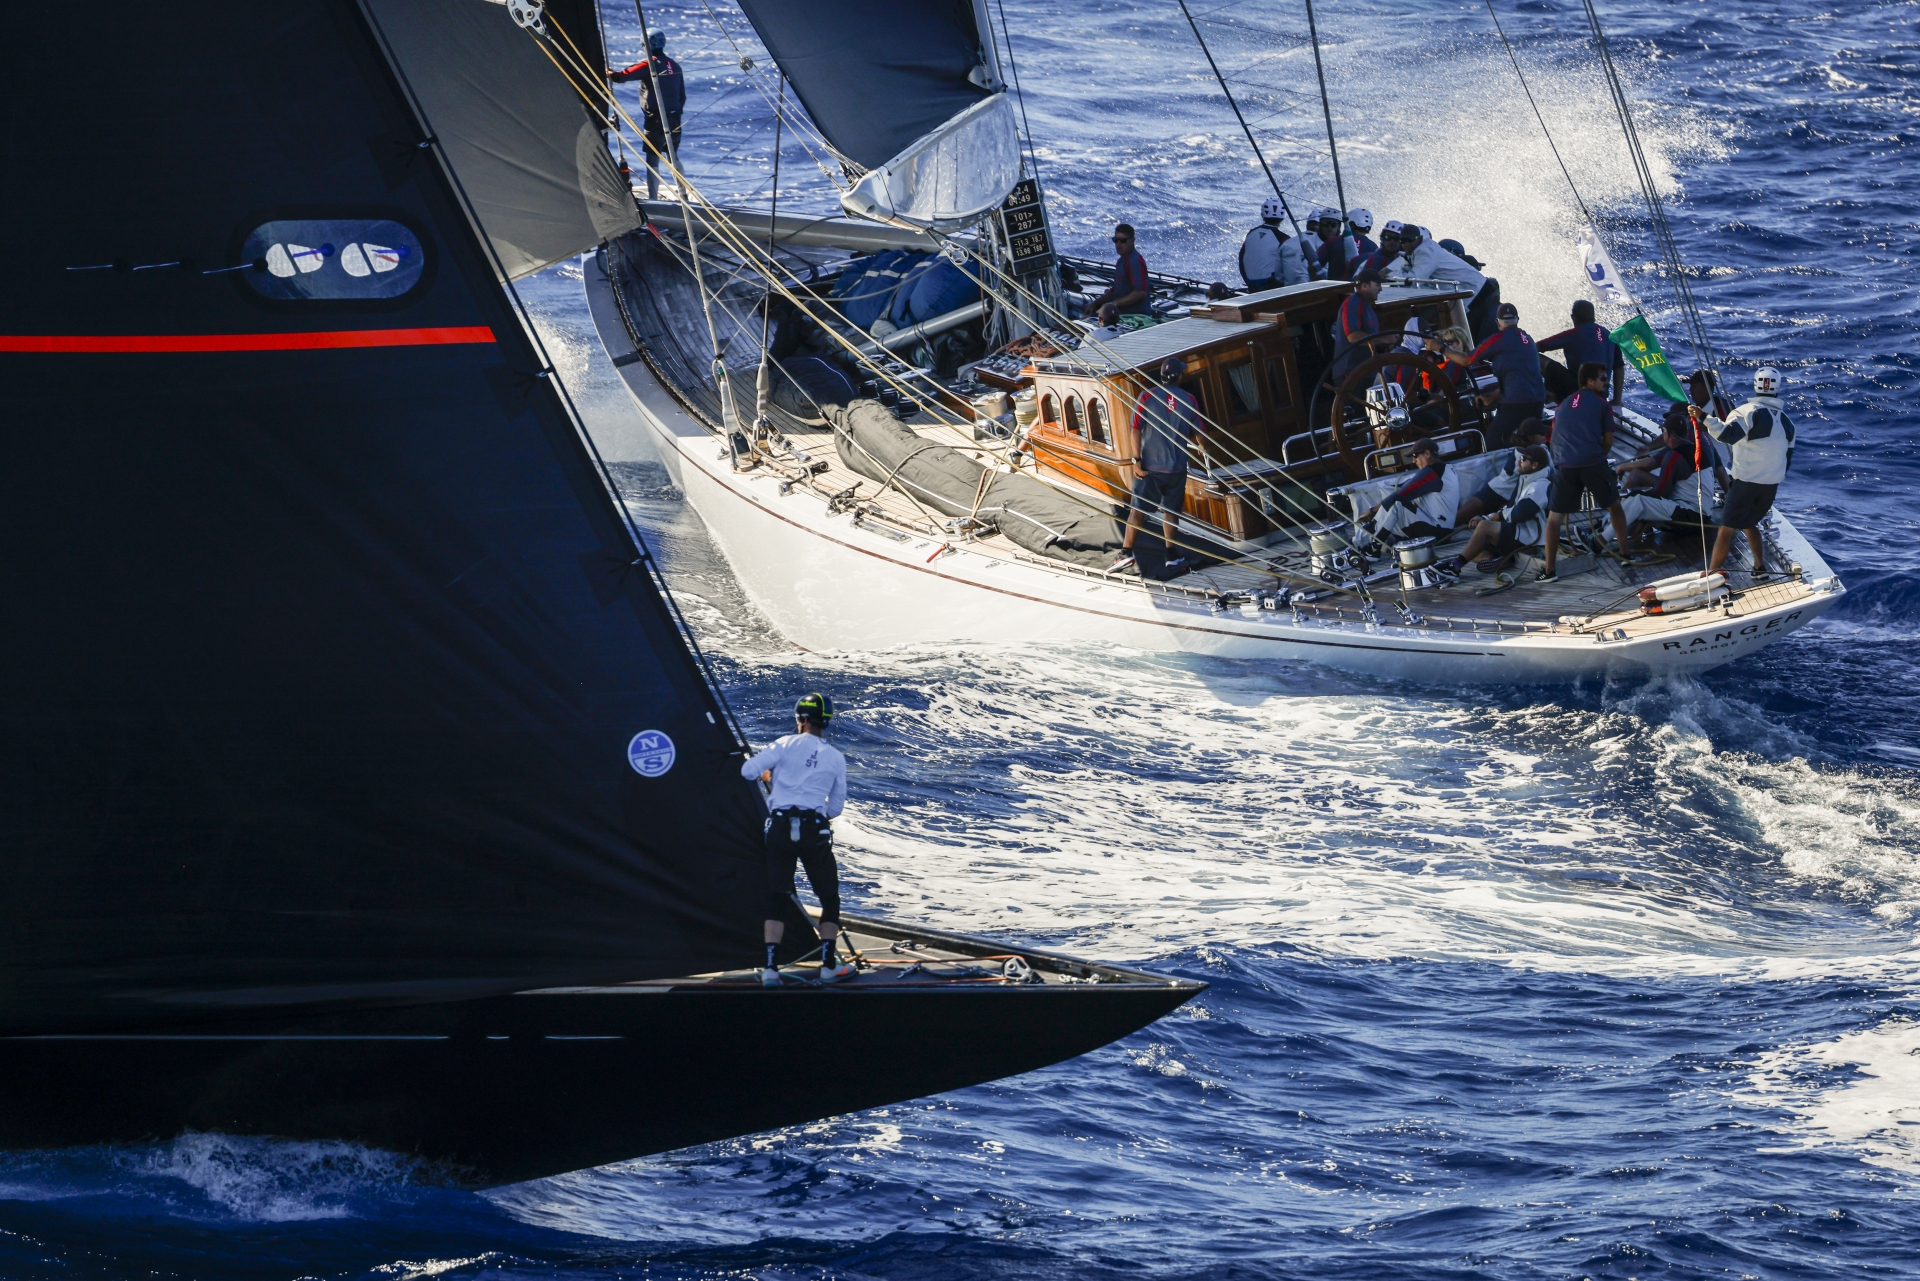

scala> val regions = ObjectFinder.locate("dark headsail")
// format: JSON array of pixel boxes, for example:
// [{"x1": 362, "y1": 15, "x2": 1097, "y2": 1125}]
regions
[
  {"x1": 0, "y1": 0, "x2": 761, "y2": 1034},
  {"x1": 732, "y1": 0, "x2": 997, "y2": 171},
  {"x1": 365, "y1": 0, "x2": 641, "y2": 279}
]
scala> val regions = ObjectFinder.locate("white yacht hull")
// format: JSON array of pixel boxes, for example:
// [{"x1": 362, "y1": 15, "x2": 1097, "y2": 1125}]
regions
[{"x1": 586, "y1": 254, "x2": 1842, "y2": 684}]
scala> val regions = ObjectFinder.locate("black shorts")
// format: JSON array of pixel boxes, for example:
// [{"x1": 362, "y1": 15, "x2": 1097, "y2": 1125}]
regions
[
  {"x1": 1130, "y1": 470, "x2": 1187, "y2": 519},
  {"x1": 1549, "y1": 462, "x2": 1620, "y2": 514},
  {"x1": 1492, "y1": 519, "x2": 1520, "y2": 557},
  {"x1": 1470, "y1": 483, "x2": 1506, "y2": 514},
  {"x1": 765, "y1": 808, "x2": 839, "y2": 922},
  {"x1": 1719, "y1": 479, "x2": 1778, "y2": 530}
]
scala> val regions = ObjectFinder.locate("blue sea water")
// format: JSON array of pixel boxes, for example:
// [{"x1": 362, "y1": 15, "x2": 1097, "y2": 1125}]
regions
[{"x1": 5, "y1": 1, "x2": 1919, "y2": 1278}]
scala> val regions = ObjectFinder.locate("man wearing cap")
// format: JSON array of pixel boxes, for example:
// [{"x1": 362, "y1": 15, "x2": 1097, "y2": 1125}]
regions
[
  {"x1": 1239, "y1": 197, "x2": 1311, "y2": 290},
  {"x1": 1537, "y1": 299, "x2": 1626, "y2": 404},
  {"x1": 742, "y1": 692, "x2": 851, "y2": 986},
  {"x1": 609, "y1": 31, "x2": 686, "y2": 200},
  {"x1": 1357, "y1": 438, "x2": 1454, "y2": 542},
  {"x1": 1329, "y1": 268, "x2": 1391, "y2": 387},
  {"x1": 1112, "y1": 357, "x2": 1202, "y2": 577},
  {"x1": 1463, "y1": 302, "x2": 1547, "y2": 448}
]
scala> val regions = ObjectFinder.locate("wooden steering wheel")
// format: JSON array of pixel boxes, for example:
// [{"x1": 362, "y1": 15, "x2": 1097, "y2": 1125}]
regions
[{"x1": 1327, "y1": 349, "x2": 1462, "y2": 481}]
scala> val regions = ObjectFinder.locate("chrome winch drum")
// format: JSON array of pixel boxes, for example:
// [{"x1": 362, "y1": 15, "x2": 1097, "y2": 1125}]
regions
[
  {"x1": 1309, "y1": 523, "x2": 1358, "y2": 580},
  {"x1": 1395, "y1": 536, "x2": 1443, "y2": 592}
]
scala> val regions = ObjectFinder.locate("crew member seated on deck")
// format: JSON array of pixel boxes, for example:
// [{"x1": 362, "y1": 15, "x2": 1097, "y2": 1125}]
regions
[
  {"x1": 1537, "y1": 300, "x2": 1625, "y2": 405},
  {"x1": 1453, "y1": 416, "x2": 1552, "y2": 527},
  {"x1": 1357, "y1": 438, "x2": 1452, "y2": 542},
  {"x1": 1439, "y1": 446, "x2": 1552, "y2": 575},
  {"x1": 1617, "y1": 418, "x2": 1705, "y2": 544},
  {"x1": 1701, "y1": 367, "x2": 1796, "y2": 577},
  {"x1": 1239, "y1": 197, "x2": 1311, "y2": 290},
  {"x1": 1538, "y1": 363, "x2": 1635, "y2": 583},
  {"x1": 1085, "y1": 224, "x2": 1154, "y2": 320},
  {"x1": 1465, "y1": 303, "x2": 1547, "y2": 448},
  {"x1": 1111, "y1": 357, "x2": 1202, "y2": 577},
  {"x1": 743, "y1": 693, "x2": 851, "y2": 987},
  {"x1": 609, "y1": 30, "x2": 686, "y2": 201}
]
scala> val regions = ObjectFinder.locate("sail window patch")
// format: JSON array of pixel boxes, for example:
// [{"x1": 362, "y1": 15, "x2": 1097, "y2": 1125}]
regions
[
  {"x1": 627, "y1": 730, "x2": 676, "y2": 777},
  {"x1": 243, "y1": 220, "x2": 425, "y2": 301}
]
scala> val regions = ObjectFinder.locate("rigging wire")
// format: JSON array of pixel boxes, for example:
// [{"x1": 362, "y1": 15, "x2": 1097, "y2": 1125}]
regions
[
  {"x1": 1483, "y1": 0, "x2": 1593, "y2": 226},
  {"x1": 1302, "y1": 0, "x2": 1347, "y2": 220},
  {"x1": 538, "y1": 22, "x2": 1374, "y2": 591},
  {"x1": 1175, "y1": 0, "x2": 1307, "y2": 243},
  {"x1": 992, "y1": 0, "x2": 1040, "y2": 180}
]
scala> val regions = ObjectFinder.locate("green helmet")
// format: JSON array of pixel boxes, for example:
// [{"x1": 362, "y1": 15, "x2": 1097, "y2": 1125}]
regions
[{"x1": 795, "y1": 692, "x2": 835, "y2": 727}]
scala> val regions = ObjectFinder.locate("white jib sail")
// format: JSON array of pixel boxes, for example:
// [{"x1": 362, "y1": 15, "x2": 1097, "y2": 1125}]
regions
[{"x1": 840, "y1": 93, "x2": 1021, "y2": 231}]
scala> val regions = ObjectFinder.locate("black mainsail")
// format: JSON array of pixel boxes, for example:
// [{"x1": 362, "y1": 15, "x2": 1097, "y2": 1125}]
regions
[{"x1": 0, "y1": 0, "x2": 1197, "y2": 1183}]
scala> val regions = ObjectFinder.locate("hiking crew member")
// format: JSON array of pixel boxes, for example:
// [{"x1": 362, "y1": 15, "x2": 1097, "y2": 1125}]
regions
[
  {"x1": 1331, "y1": 209, "x2": 1377, "y2": 281},
  {"x1": 1537, "y1": 300, "x2": 1626, "y2": 403},
  {"x1": 1702, "y1": 367, "x2": 1796, "y2": 576},
  {"x1": 1239, "y1": 197, "x2": 1311, "y2": 290},
  {"x1": 1539, "y1": 363, "x2": 1634, "y2": 582},
  {"x1": 1465, "y1": 303, "x2": 1547, "y2": 448},
  {"x1": 1112, "y1": 358, "x2": 1201, "y2": 577},
  {"x1": 1358, "y1": 438, "x2": 1452, "y2": 541},
  {"x1": 1088, "y1": 224, "x2": 1153, "y2": 317},
  {"x1": 1453, "y1": 414, "x2": 1551, "y2": 527},
  {"x1": 610, "y1": 30, "x2": 686, "y2": 200},
  {"x1": 742, "y1": 693, "x2": 851, "y2": 986},
  {"x1": 1617, "y1": 418, "x2": 1704, "y2": 540},
  {"x1": 1329, "y1": 267, "x2": 1388, "y2": 384}
]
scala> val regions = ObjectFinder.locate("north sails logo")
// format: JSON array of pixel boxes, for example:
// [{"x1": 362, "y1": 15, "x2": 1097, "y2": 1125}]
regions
[{"x1": 627, "y1": 730, "x2": 676, "y2": 777}]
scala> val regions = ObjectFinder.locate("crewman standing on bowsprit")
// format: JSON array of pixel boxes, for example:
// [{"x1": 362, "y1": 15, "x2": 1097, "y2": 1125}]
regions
[
  {"x1": 609, "y1": 30, "x2": 686, "y2": 200},
  {"x1": 741, "y1": 693, "x2": 851, "y2": 986}
]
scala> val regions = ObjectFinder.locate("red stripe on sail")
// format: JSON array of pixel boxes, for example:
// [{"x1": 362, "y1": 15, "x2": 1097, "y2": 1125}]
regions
[{"x1": 0, "y1": 327, "x2": 497, "y2": 353}]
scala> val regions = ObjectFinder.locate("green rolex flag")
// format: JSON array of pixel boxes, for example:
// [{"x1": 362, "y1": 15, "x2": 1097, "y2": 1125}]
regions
[{"x1": 1610, "y1": 315, "x2": 1688, "y2": 402}]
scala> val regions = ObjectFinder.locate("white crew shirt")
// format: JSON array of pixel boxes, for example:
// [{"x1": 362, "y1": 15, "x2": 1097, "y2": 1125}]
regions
[
  {"x1": 741, "y1": 732, "x2": 847, "y2": 818},
  {"x1": 1706, "y1": 396, "x2": 1796, "y2": 486},
  {"x1": 1386, "y1": 239, "x2": 1487, "y2": 293}
]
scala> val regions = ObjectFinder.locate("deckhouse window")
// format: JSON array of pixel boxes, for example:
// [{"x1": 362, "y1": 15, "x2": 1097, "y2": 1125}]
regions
[
  {"x1": 1065, "y1": 394, "x2": 1086, "y2": 437},
  {"x1": 1040, "y1": 393, "x2": 1060, "y2": 427},
  {"x1": 1088, "y1": 397, "x2": 1111, "y2": 445},
  {"x1": 1225, "y1": 362, "x2": 1261, "y2": 419}
]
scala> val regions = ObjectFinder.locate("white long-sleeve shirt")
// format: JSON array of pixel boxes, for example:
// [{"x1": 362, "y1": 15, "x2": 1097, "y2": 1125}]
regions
[
  {"x1": 1238, "y1": 225, "x2": 1311, "y2": 287},
  {"x1": 1386, "y1": 239, "x2": 1487, "y2": 294},
  {"x1": 1707, "y1": 396, "x2": 1796, "y2": 485},
  {"x1": 741, "y1": 732, "x2": 846, "y2": 818}
]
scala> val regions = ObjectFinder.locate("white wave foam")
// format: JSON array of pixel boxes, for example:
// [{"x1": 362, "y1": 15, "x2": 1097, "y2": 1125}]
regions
[
  {"x1": 1741, "y1": 1017, "x2": 1920, "y2": 1173},
  {"x1": 119, "y1": 1132, "x2": 427, "y2": 1221},
  {"x1": 745, "y1": 643, "x2": 1920, "y2": 980}
]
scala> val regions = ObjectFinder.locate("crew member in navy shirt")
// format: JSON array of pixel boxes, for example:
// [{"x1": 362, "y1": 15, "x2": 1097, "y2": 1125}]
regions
[
  {"x1": 1465, "y1": 302, "x2": 1546, "y2": 448},
  {"x1": 609, "y1": 30, "x2": 686, "y2": 200},
  {"x1": 1086, "y1": 224, "x2": 1153, "y2": 318},
  {"x1": 1536, "y1": 299, "x2": 1625, "y2": 403},
  {"x1": 1112, "y1": 357, "x2": 1203, "y2": 576},
  {"x1": 1538, "y1": 363, "x2": 1635, "y2": 582},
  {"x1": 1329, "y1": 267, "x2": 1389, "y2": 384}
]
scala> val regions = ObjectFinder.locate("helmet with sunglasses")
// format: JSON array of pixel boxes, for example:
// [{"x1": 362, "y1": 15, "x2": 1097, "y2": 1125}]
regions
[{"x1": 795, "y1": 692, "x2": 835, "y2": 728}]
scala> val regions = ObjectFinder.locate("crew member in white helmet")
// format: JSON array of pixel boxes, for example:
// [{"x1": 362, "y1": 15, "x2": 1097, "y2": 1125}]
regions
[
  {"x1": 1238, "y1": 196, "x2": 1311, "y2": 290},
  {"x1": 742, "y1": 692, "x2": 851, "y2": 986},
  {"x1": 1331, "y1": 209, "x2": 1377, "y2": 281},
  {"x1": 1701, "y1": 367, "x2": 1796, "y2": 576}
]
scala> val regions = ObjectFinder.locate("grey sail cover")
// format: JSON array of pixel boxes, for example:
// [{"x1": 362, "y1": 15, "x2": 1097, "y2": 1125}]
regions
[
  {"x1": 733, "y1": 0, "x2": 993, "y2": 172},
  {"x1": 365, "y1": 0, "x2": 641, "y2": 279}
]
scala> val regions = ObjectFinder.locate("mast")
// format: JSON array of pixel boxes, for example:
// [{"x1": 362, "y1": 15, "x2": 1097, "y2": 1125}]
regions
[{"x1": 1304, "y1": 0, "x2": 1349, "y2": 222}]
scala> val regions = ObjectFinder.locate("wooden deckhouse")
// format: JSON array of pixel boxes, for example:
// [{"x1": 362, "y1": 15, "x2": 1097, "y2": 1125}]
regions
[{"x1": 1025, "y1": 280, "x2": 1474, "y2": 539}]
